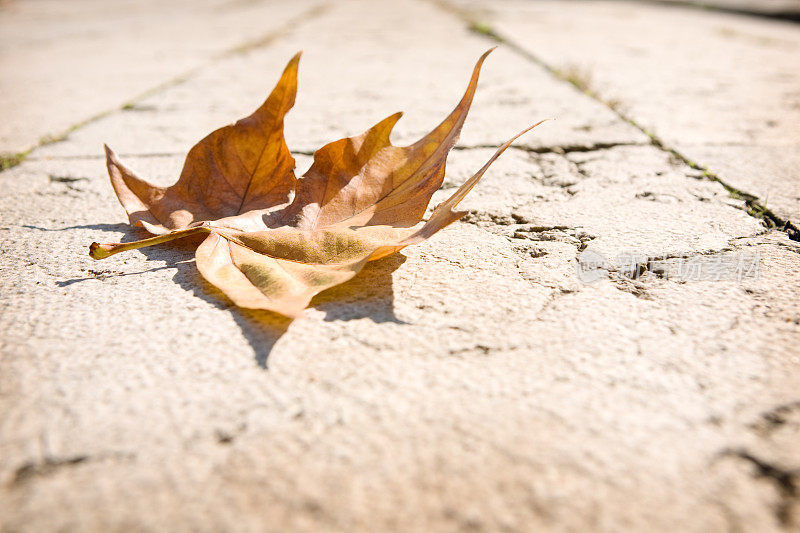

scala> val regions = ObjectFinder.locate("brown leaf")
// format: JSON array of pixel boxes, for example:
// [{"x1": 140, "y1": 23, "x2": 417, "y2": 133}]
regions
[
  {"x1": 90, "y1": 50, "x2": 545, "y2": 318},
  {"x1": 105, "y1": 52, "x2": 300, "y2": 234}
]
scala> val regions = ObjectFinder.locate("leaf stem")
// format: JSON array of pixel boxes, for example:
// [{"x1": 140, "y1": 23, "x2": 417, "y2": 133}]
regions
[{"x1": 89, "y1": 226, "x2": 210, "y2": 260}]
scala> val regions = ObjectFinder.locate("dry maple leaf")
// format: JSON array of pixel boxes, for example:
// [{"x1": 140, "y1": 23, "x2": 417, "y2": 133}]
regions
[{"x1": 90, "y1": 50, "x2": 545, "y2": 318}]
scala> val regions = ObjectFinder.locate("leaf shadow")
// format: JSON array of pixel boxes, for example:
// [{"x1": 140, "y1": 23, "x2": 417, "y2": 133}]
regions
[
  {"x1": 311, "y1": 254, "x2": 408, "y2": 324},
  {"x1": 83, "y1": 225, "x2": 406, "y2": 368}
]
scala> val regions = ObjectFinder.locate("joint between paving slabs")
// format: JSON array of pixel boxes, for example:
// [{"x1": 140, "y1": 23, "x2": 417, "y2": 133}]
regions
[
  {"x1": 431, "y1": 0, "x2": 799, "y2": 242},
  {"x1": 0, "y1": 1, "x2": 332, "y2": 173},
  {"x1": 25, "y1": 143, "x2": 640, "y2": 164},
  {"x1": 639, "y1": 0, "x2": 800, "y2": 23}
]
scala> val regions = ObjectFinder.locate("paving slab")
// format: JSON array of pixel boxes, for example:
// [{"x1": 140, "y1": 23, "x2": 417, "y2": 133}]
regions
[
  {"x1": 1, "y1": 0, "x2": 799, "y2": 532},
  {"x1": 447, "y1": 0, "x2": 800, "y2": 220},
  {"x1": 29, "y1": 0, "x2": 647, "y2": 160},
  {"x1": 0, "y1": 0, "x2": 322, "y2": 156}
]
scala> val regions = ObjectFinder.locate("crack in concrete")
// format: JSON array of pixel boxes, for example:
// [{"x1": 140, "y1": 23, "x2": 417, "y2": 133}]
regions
[
  {"x1": 721, "y1": 449, "x2": 799, "y2": 527},
  {"x1": 460, "y1": 210, "x2": 532, "y2": 227},
  {"x1": 512, "y1": 225, "x2": 597, "y2": 251},
  {"x1": 431, "y1": 0, "x2": 800, "y2": 243},
  {"x1": 9, "y1": 451, "x2": 135, "y2": 487},
  {"x1": 536, "y1": 287, "x2": 579, "y2": 315},
  {"x1": 459, "y1": 210, "x2": 597, "y2": 253},
  {"x1": 452, "y1": 141, "x2": 644, "y2": 155},
  {"x1": 11, "y1": 455, "x2": 89, "y2": 486},
  {"x1": 750, "y1": 400, "x2": 800, "y2": 436},
  {"x1": 593, "y1": 245, "x2": 764, "y2": 288}
]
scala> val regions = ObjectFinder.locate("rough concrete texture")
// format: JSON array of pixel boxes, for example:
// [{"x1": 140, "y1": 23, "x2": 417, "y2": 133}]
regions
[
  {"x1": 0, "y1": 0, "x2": 322, "y2": 156},
  {"x1": 1, "y1": 0, "x2": 799, "y2": 531},
  {"x1": 449, "y1": 0, "x2": 800, "y2": 221}
]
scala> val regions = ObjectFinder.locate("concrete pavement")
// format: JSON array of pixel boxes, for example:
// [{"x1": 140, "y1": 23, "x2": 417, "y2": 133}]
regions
[
  {"x1": 1, "y1": 0, "x2": 799, "y2": 531},
  {"x1": 448, "y1": 0, "x2": 800, "y2": 221},
  {"x1": 0, "y1": 0, "x2": 322, "y2": 158}
]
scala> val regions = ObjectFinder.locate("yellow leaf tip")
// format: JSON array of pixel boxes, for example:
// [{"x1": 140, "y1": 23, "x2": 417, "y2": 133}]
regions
[
  {"x1": 89, "y1": 242, "x2": 111, "y2": 260},
  {"x1": 279, "y1": 52, "x2": 302, "y2": 81},
  {"x1": 284, "y1": 51, "x2": 302, "y2": 72}
]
